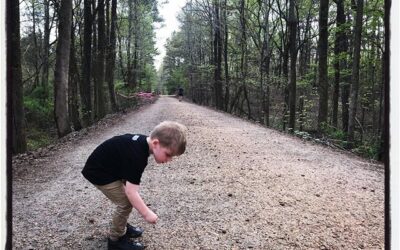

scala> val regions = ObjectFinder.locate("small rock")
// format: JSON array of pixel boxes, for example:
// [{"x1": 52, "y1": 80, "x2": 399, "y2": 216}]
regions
[
  {"x1": 85, "y1": 235, "x2": 94, "y2": 240},
  {"x1": 228, "y1": 193, "x2": 233, "y2": 197}
]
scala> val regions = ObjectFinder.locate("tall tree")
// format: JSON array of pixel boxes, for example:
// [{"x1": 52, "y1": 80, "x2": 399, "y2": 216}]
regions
[
  {"x1": 223, "y1": 0, "x2": 230, "y2": 111},
  {"x1": 30, "y1": 0, "x2": 41, "y2": 88},
  {"x1": 213, "y1": 0, "x2": 223, "y2": 110},
  {"x1": 126, "y1": 0, "x2": 134, "y2": 87},
  {"x1": 132, "y1": 0, "x2": 139, "y2": 89},
  {"x1": 105, "y1": 0, "x2": 118, "y2": 111},
  {"x1": 69, "y1": 9, "x2": 83, "y2": 131},
  {"x1": 53, "y1": 0, "x2": 73, "y2": 137},
  {"x1": 347, "y1": 0, "x2": 364, "y2": 145},
  {"x1": 8, "y1": 0, "x2": 27, "y2": 153},
  {"x1": 379, "y1": 0, "x2": 389, "y2": 163},
  {"x1": 274, "y1": 0, "x2": 289, "y2": 130},
  {"x1": 239, "y1": 0, "x2": 251, "y2": 119},
  {"x1": 126, "y1": 0, "x2": 139, "y2": 89},
  {"x1": 333, "y1": 0, "x2": 350, "y2": 130},
  {"x1": 288, "y1": 0, "x2": 298, "y2": 131},
  {"x1": 317, "y1": 0, "x2": 329, "y2": 131},
  {"x1": 41, "y1": 0, "x2": 51, "y2": 98},
  {"x1": 260, "y1": 0, "x2": 271, "y2": 126},
  {"x1": 94, "y1": 0, "x2": 106, "y2": 119},
  {"x1": 81, "y1": 0, "x2": 93, "y2": 126}
]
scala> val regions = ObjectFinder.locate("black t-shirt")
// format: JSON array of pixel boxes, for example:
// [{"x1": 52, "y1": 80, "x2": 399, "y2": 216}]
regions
[{"x1": 82, "y1": 134, "x2": 150, "y2": 185}]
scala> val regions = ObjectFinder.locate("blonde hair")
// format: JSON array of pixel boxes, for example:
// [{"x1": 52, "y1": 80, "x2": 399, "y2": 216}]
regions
[{"x1": 150, "y1": 121, "x2": 187, "y2": 155}]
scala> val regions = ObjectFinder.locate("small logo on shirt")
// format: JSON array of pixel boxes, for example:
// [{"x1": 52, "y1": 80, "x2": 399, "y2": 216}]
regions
[{"x1": 132, "y1": 135, "x2": 140, "y2": 141}]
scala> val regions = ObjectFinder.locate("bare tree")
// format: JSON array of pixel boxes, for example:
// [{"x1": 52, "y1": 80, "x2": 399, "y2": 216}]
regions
[
  {"x1": 317, "y1": 0, "x2": 329, "y2": 131},
  {"x1": 8, "y1": 0, "x2": 27, "y2": 153},
  {"x1": 213, "y1": 0, "x2": 223, "y2": 110},
  {"x1": 41, "y1": 0, "x2": 51, "y2": 98},
  {"x1": 94, "y1": 0, "x2": 106, "y2": 119},
  {"x1": 69, "y1": 9, "x2": 83, "y2": 131},
  {"x1": 347, "y1": 0, "x2": 364, "y2": 145},
  {"x1": 54, "y1": 0, "x2": 73, "y2": 137},
  {"x1": 333, "y1": 0, "x2": 350, "y2": 130},
  {"x1": 81, "y1": 0, "x2": 93, "y2": 126},
  {"x1": 288, "y1": 0, "x2": 298, "y2": 131},
  {"x1": 105, "y1": 0, "x2": 118, "y2": 111}
]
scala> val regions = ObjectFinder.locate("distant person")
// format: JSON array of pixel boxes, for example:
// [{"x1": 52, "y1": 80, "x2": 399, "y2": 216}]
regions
[
  {"x1": 178, "y1": 86, "x2": 184, "y2": 102},
  {"x1": 82, "y1": 121, "x2": 187, "y2": 250}
]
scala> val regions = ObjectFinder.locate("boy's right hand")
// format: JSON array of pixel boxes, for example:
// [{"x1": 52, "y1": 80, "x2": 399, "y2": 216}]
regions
[{"x1": 144, "y1": 209, "x2": 158, "y2": 224}]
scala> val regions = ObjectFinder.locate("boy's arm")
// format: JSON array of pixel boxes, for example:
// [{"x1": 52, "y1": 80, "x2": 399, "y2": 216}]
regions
[{"x1": 125, "y1": 181, "x2": 158, "y2": 224}]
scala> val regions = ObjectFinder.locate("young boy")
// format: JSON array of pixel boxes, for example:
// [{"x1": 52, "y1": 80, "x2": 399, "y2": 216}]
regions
[{"x1": 82, "y1": 121, "x2": 187, "y2": 250}]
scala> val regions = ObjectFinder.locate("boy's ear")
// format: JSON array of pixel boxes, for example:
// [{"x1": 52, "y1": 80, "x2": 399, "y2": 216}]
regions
[{"x1": 152, "y1": 138, "x2": 160, "y2": 146}]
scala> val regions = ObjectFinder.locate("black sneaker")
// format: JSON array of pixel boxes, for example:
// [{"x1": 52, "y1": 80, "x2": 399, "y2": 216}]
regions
[
  {"x1": 126, "y1": 223, "x2": 144, "y2": 238},
  {"x1": 108, "y1": 235, "x2": 144, "y2": 250}
]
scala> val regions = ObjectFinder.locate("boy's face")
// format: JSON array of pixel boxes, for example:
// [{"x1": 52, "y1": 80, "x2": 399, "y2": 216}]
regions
[{"x1": 151, "y1": 139, "x2": 175, "y2": 164}]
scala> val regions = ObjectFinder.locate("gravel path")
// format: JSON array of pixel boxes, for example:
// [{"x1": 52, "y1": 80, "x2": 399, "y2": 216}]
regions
[{"x1": 12, "y1": 96, "x2": 385, "y2": 249}]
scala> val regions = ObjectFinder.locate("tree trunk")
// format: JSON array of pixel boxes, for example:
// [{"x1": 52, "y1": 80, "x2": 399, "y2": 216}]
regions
[
  {"x1": 31, "y1": 0, "x2": 40, "y2": 88},
  {"x1": 213, "y1": 0, "x2": 223, "y2": 110},
  {"x1": 223, "y1": 0, "x2": 230, "y2": 112},
  {"x1": 317, "y1": 0, "x2": 329, "y2": 132},
  {"x1": 8, "y1": 0, "x2": 27, "y2": 153},
  {"x1": 332, "y1": 0, "x2": 348, "y2": 128},
  {"x1": 261, "y1": 0, "x2": 271, "y2": 126},
  {"x1": 105, "y1": 0, "x2": 118, "y2": 111},
  {"x1": 69, "y1": 13, "x2": 83, "y2": 131},
  {"x1": 54, "y1": 0, "x2": 73, "y2": 137},
  {"x1": 94, "y1": 0, "x2": 106, "y2": 119},
  {"x1": 378, "y1": 0, "x2": 389, "y2": 164},
  {"x1": 126, "y1": 0, "x2": 133, "y2": 87},
  {"x1": 288, "y1": 0, "x2": 297, "y2": 131},
  {"x1": 126, "y1": 0, "x2": 139, "y2": 89},
  {"x1": 81, "y1": 0, "x2": 93, "y2": 126},
  {"x1": 41, "y1": 0, "x2": 51, "y2": 99},
  {"x1": 347, "y1": 0, "x2": 364, "y2": 146},
  {"x1": 239, "y1": 0, "x2": 251, "y2": 119},
  {"x1": 277, "y1": 0, "x2": 289, "y2": 131},
  {"x1": 117, "y1": 26, "x2": 126, "y2": 82}
]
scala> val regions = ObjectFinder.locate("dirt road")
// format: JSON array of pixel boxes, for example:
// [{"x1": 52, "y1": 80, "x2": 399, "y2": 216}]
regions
[{"x1": 12, "y1": 96, "x2": 385, "y2": 249}]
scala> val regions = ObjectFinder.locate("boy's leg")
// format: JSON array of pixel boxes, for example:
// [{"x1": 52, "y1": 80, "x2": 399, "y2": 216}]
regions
[{"x1": 95, "y1": 181, "x2": 132, "y2": 240}]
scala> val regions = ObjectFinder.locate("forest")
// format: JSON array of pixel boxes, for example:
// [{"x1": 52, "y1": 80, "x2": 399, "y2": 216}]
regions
[{"x1": 8, "y1": 0, "x2": 388, "y2": 161}]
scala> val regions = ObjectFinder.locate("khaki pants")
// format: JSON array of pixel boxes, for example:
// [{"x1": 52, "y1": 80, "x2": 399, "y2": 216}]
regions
[{"x1": 95, "y1": 181, "x2": 132, "y2": 240}]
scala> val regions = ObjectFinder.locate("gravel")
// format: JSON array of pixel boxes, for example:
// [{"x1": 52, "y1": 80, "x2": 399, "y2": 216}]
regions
[{"x1": 12, "y1": 96, "x2": 385, "y2": 249}]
